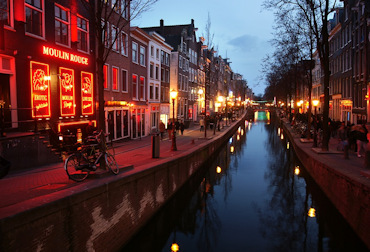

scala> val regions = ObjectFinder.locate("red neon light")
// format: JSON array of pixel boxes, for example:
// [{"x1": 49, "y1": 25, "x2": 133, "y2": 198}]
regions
[
  {"x1": 81, "y1": 71, "x2": 94, "y2": 115},
  {"x1": 30, "y1": 61, "x2": 51, "y2": 118},
  {"x1": 60, "y1": 67, "x2": 75, "y2": 116},
  {"x1": 42, "y1": 45, "x2": 89, "y2": 65}
]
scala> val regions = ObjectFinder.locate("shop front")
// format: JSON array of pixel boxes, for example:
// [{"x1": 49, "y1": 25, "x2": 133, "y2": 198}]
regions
[
  {"x1": 131, "y1": 107, "x2": 146, "y2": 139},
  {"x1": 105, "y1": 101, "x2": 130, "y2": 141},
  {"x1": 27, "y1": 45, "x2": 95, "y2": 146}
]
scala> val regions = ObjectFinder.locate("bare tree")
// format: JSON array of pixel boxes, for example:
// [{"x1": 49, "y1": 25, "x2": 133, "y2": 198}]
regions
[
  {"x1": 80, "y1": 0, "x2": 158, "y2": 130},
  {"x1": 263, "y1": 0, "x2": 340, "y2": 150}
]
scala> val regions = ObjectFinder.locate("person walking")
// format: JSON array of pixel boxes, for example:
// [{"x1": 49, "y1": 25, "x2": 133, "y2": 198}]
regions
[
  {"x1": 199, "y1": 118, "x2": 204, "y2": 131},
  {"x1": 159, "y1": 120, "x2": 166, "y2": 140},
  {"x1": 167, "y1": 120, "x2": 173, "y2": 140},
  {"x1": 180, "y1": 121, "x2": 185, "y2": 135},
  {"x1": 356, "y1": 124, "x2": 368, "y2": 157}
]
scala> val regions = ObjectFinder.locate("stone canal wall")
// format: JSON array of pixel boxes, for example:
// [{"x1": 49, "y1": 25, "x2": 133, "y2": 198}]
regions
[
  {"x1": 281, "y1": 119, "x2": 370, "y2": 249},
  {"x1": 0, "y1": 118, "x2": 244, "y2": 251}
]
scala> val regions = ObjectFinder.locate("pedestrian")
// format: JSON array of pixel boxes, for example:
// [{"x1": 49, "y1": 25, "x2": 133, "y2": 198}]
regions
[
  {"x1": 175, "y1": 120, "x2": 180, "y2": 132},
  {"x1": 180, "y1": 121, "x2": 185, "y2": 135},
  {"x1": 167, "y1": 120, "x2": 173, "y2": 140},
  {"x1": 356, "y1": 124, "x2": 368, "y2": 157},
  {"x1": 159, "y1": 120, "x2": 165, "y2": 140},
  {"x1": 199, "y1": 118, "x2": 204, "y2": 131}
]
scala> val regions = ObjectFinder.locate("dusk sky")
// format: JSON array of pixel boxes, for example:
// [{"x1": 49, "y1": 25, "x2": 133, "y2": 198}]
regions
[{"x1": 133, "y1": 0, "x2": 275, "y2": 96}]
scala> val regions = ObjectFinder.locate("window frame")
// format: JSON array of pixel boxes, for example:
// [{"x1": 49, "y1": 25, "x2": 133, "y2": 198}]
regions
[
  {"x1": 132, "y1": 74, "x2": 138, "y2": 99},
  {"x1": 112, "y1": 66, "x2": 119, "y2": 91},
  {"x1": 77, "y1": 15, "x2": 89, "y2": 53},
  {"x1": 104, "y1": 64, "x2": 109, "y2": 90},
  {"x1": 121, "y1": 69, "x2": 128, "y2": 93},
  {"x1": 139, "y1": 45, "x2": 146, "y2": 66},
  {"x1": 132, "y1": 42, "x2": 138, "y2": 64},
  {"x1": 121, "y1": 31, "x2": 128, "y2": 56},
  {"x1": 25, "y1": 0, "x2": 45, "y2": 38},
  {"x1": 54, "y1": 4, "x2": 70, "y2": 47},
  {"x1": 139, "y1": 76, "x2": 145, "y2": 100}
]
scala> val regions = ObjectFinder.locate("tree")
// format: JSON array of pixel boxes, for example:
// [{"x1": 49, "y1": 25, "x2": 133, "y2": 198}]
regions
[
  {"x1": 80, "y1": 0, "x2": 158, "y2": 131},
  {"x1": 263, "y1": 0, "x2": 340, "y2": 150}
]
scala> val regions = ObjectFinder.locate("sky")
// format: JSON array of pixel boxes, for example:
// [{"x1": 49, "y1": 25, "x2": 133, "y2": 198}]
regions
[{"x1": 132, "y1": 0, "x2": 276, "y2": 96}]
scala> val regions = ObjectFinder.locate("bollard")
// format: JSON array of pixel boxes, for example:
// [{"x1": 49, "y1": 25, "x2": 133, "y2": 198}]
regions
[{"x1": 152, "y1": 134, "x2": 160, "y2": 158}]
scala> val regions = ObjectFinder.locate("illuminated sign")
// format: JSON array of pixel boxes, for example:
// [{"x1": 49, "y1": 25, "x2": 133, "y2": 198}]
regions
[
  {"x1": 59, "y1": 67, "x2": 75, "y2": 116},
  {"x1": 31, "y1": 61, "x2": 51, "y2": 118},
  {"x1": 81, "y1": 71, "x2": 94, "y2": 115},
  {"x1": 42, "y1": 46, "x2": 89, "y2": 65}
]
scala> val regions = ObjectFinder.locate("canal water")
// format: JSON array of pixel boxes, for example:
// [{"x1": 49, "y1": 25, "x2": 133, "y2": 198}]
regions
[{"x1": 122, "y1": 116, "x2": 368, "y2": 252}]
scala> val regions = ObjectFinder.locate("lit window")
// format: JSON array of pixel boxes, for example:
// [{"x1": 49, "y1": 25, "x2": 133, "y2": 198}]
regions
[
  {"x1": 112, "y1": 67, "x2": 118, "y2": 91},
  {"x1": 132, "y1": 74, "x2": 137, "y2": 99},
  {"x1": 103, "y1": 64, "x2": 108, "y2": 89},
  {"x1": 139, "y1": 76, "x2": 145, "y2": 100},
  {"x1": 140, "y1": 46, "x2": 145, "y2": 66},
  {"x1": 77, "y1": 16, "x2": 88, "y2": 52},
  {"x1": 25, "y1": 0, "x2": 44, "y2": 37},
  {"x1": 132, "y1": 42, "x2": 138, "y2": 63},
  {"x1": 55, "y1": 4, "x2": 70, "y2": 46}
]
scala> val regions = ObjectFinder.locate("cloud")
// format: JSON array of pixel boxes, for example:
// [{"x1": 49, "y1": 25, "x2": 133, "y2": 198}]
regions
[{"x1": 227, "y1": 34, "x2": 260, "y2": 52}]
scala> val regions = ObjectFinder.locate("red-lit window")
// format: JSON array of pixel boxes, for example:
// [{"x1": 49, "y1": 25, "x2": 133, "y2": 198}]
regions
[
  {"x1": 121, "y1": 69, "x2": 127, "y2": 92},
  {"x1": 1, "y1": 0, "x2": 11, "y2": 26},
  {"x1": 59, "y1": 67, "x2": 75, "y2": 116},
  {"x1": 140, "y1": 76, "x2": 145, "y2": 100},
  {"x1": 30, "y1": 61, "x2": 50, "y2": 118},
  {"x1": 81, "y1": 72, "x2": 94, "y2": 115},
  {"x1": 104, "y1": 64, "x2": 108, "y2": 89},
  {"x1": 77, "y1": 16, "x2": 88, "y2": 52},
  {"x1": 25, "y1": 0, "x2": 44, "y2": 38},
  {"x1": 112, "y1": 67, "x2": 118, "y2": 91},
  {"x1": 132, "y1": 74, "x2": 137, "y2": 99},
  {"x1": 55, "y1": 4, "x2": 70, "y2": 46}
]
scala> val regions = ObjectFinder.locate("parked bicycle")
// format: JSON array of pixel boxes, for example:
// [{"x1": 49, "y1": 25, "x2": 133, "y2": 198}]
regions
[{"x1": 64, "y1": 130, "x2": 119, "y2": 182}]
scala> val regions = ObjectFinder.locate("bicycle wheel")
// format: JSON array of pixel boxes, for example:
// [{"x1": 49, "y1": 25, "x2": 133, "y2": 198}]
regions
[
  {"x1": 105, "y1": 152, "x2": 119, "y2": 174},
  {"x1": 65, "y1": 153, "x2": 89, "y2": 182}
]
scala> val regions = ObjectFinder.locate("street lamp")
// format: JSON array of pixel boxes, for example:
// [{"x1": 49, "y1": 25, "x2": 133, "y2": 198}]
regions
[
  {"x1": 170, "y1": 89, "x2": 178, "y2": 151},
  {"x1": 312, "y1": 99, "x2": 319, "y2": 147}
]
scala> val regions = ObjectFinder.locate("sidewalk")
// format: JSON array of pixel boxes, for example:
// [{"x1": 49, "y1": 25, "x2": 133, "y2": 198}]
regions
[
  {"x1": 282, "y1": 118, "x2": 370, "y2": 186},
  {"x1": 0, "y1": 122, "x2": 232, "y2": 218}
]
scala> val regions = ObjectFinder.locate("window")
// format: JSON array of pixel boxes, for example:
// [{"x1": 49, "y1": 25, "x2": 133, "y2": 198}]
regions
[
  {"x1": 132, "y1": 74, "x2": 138, "y2": 99},
  {"x1": 150, "y1": 64, "x2": 154, "y2": 78},
  {"x1": 149, "y1": 84, "x2": 154, "y2": 99},
  {"x1": 77, "y1": 16, "x2": 88, "y2": 52},
  {"x1": 112, "y1": 25, "x2": 119, "y2": 51},
  {"x1": 112, "y1": 67, "x2": 118, "y2": 91},
  {"x1": 161, "y1": 68, "x2": 164, "y2": 82},
  {"x1": 104, "y1": 64, "x2": 108, "y2": 89},
  {"x1": 165, "y1": 69, "x2": 169, "y2": 83},
  {"x1": 120, "y1": 0, "x2": 128, "y2": 19},
  {"x1": 121, "y1": 69, "x2": 127, "y2": 92},
  {"x1": 1, "y1": 0, "x2": 11, "y2": 26},
  {"x1": 179, "y1": 56, "x2": 182, "y2": 68},
  {"x1": 132, "y1": 42, "x2": 138, "y2": 63},
  {"x1": 139, "y1": 76, "x2": 145, "y2": 100},
  {"x1": 155, "y1": 86, "x2": 159, "y2": 100},
  {"x1": 102, "y1": 20, "x2": 109, "y2": 48},
  {"x1": 161, "y1": 51, "x2": 164, "y2": 63},
  {"x1": 151, "y1": 46, "x2": 154, "y2": 57},
  {"x1": 140, "y1": 46, "x2": 145, "y2": 66},
  {"x1": 25, "y1": 0, "x2": 44, "y2": 37},
  {"x1": 165, "y1": 53, "x2": 169, "y2": 66},
  {"x1": 121, "y1": 32, "x2": 127, "y2": 56},
  {"x1": 155, "y1": 65, "x2": 159, "y2": 80},
  {"x1": 55, "y1": 5, "x2": 69, "y2": 46},
  {"x1": 156, "y1": 48, "x2": 159, "y2": 59}
]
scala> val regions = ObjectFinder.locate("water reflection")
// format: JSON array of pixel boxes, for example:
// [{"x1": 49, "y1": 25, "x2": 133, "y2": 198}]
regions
[{"x1": 122, "y1": 118, "x2": 367, "y2": 252}]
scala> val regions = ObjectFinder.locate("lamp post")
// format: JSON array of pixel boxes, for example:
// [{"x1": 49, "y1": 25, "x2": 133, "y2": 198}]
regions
[
  {"x1": 312, "y1": 100, "x2": 319, "y2": 147},
  {"x1": 170, "y1": 89, "x2": 178, "y2": 151}
]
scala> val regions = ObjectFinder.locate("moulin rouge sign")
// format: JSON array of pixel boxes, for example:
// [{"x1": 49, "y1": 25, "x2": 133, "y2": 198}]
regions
[{"x1": 42, "y1": 46, "x2": 89, "y2": 65}]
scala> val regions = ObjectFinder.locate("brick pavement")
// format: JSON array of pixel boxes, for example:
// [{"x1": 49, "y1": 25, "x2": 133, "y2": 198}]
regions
[{"x1": 0, "y1": 122, "x2": 231, "y2": 217}]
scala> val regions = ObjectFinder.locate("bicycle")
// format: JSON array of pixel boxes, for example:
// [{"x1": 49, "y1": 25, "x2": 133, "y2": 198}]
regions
[{"x1": 64, "y1": 130, "x2": 119, "y2": 182}]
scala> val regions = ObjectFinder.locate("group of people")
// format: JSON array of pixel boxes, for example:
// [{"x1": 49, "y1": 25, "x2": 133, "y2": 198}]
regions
[
  {"x1": 158, "y1": 120, "x2": 185, "y2": 140},
  {"x1": 338, "y1": 122, "x2": 369, "y2": 158}
]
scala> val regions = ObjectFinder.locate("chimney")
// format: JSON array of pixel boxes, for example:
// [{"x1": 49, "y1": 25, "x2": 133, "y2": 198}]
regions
[
  {"x1": 191, "y1": 19, "x2": 194, "y2": 27},
  {"x1": 160, "y1": 19, "x2": 164, "y2": 35}
]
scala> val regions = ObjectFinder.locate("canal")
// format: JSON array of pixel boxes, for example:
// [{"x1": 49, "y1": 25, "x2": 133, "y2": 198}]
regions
[{"x1": 122, "y1": 116, "x2": 368, "y2": 252}]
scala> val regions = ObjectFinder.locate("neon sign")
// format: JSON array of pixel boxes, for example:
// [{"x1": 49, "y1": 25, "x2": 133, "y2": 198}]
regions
[
  {"x1": 42, "y1": 46, "x2": 89, "y2": 65},
  {"x1": 81, "y1": 71, "x2": 94, "y2": 115},
  {"x1": 31, "y1": 61, "x2": 51, "y2": 118},
  {"x1": 59, "y1": 67, "x2": 75, "y2": 116}
]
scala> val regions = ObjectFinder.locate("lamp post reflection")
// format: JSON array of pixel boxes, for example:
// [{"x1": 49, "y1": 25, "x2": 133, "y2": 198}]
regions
[
  {"x1": 312, "y1": 100, "x2": 319, "y2": 148},
  {"x1": 170, "y1": 89, "x2": 178, "y2": 151}
]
